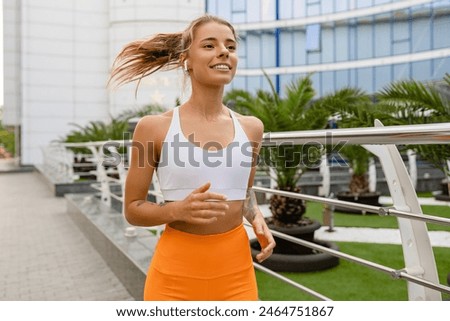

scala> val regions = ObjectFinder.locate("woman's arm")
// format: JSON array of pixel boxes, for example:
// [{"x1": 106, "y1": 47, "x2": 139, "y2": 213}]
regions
[
  {"x1": 241, "y1": 116, "x2": 276, "y2": 263},
  {"x1": 124, "y1": 114, "x2": 229, "y2": 227}
]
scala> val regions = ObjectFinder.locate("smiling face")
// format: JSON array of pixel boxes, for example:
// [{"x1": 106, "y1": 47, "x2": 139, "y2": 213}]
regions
[{"x1": 186, "y1": 21, "x2": 238, "y2": 87}]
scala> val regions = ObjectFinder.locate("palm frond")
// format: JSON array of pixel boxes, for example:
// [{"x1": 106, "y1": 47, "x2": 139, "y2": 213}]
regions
[{"x1": 377, "y1": 79, "x2": 448, "y2": 122}]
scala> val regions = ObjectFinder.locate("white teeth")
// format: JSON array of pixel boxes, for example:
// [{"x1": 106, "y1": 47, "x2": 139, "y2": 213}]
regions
[{"x1": 212, "y1": 64, "x2": 230, "y2": 70}]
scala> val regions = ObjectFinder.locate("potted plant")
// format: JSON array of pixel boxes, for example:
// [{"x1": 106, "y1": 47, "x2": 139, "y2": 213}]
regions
[
  {"x1": 225, "y1": 74, "x2": 326, "y2": 226},
  {"x1": 0, "y1": 120, "x2": 19, "y2": 171},
  {"x1": 224, "y1": 74, "x2": 366, "y2": 271},
  {"x1": 376, "y1": 73, "x2": 450, "y2": 200}
]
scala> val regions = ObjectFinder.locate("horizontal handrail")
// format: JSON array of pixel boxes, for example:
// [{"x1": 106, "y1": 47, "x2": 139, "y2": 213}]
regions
[
  {"x1": 261, "y1": 122, "x2": 450, "y2": 146},
  {"x1": 382, "y1": 207, "x2": 450, "y2": 227},
  {"x1": 245, "y1": 221, "x2": 450, "y2": 296},
  {"x1": 252, "y1": 186, "x2": 450, "y2": 227},
  {"x1": 252, "y1": 262, "x2": 332, "y2": 301},
  {"x1": 45, "y1": 122, "x2": 450, "y2": 300},
  {"x1": 56, "y1": 122, "x2": 450, "y2": 148}
]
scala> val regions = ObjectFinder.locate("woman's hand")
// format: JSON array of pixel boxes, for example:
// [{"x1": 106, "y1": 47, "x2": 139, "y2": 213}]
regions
[
  {"x1": 252, "y1": 214, "x2": 276, "y2": 263},
  {"x1": 174, "y1": 182, "x2": 229, "y2": 224}
]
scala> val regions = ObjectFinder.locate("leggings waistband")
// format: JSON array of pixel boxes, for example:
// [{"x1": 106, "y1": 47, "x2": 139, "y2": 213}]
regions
[{"x1": 151, "y1": 223, "x2": 253, "y2": 279}]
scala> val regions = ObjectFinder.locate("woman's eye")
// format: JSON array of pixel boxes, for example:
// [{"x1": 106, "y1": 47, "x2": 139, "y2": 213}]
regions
[
  {"x1": 204, "y1": 44, "x2": 214, "y2": 48},
  {"x1": 227, "y1": 46, "x2": 236, "y2": 51}
]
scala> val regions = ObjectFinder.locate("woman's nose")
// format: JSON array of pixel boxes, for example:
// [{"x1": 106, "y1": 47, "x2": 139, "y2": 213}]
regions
[{"x1": 218, "y1": 46, "x2": 229, "y2": 58}]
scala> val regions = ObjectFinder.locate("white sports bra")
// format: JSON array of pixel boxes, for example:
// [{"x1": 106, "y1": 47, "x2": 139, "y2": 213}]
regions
[{"x1": 156, "y1": 106, "x2": 253, "y2": 201}]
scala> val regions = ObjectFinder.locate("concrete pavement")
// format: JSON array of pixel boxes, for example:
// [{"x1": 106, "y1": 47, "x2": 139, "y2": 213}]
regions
[{"x1": 0, "y1": 170, "x2": 134, "y2": 300}]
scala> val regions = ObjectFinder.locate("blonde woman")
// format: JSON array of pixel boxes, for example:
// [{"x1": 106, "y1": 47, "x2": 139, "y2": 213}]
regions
[{"x1": 109, "y1": 14, "x2": 275, "y2": 301}]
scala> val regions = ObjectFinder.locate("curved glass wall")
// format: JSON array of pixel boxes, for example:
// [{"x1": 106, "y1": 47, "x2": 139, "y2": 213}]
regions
[{"x1": 206, "y1": 0, "x2": 450, "y2": 96}]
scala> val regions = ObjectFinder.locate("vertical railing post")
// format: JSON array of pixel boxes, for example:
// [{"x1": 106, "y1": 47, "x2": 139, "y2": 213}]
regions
[
  {"x1": 89, "y1": 145, "x2": 111, "y2": 207},
  {"x1": 363, "y1": 120, "x2": 441, "y2": 301},
  {"x1": 407, "y1": 149, "x2": 417, "y2": 189}
]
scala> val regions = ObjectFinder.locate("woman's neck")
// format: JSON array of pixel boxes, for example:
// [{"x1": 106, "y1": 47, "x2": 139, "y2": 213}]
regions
[{"x1": 185, "y1": 87, "x2": 227, "y2": 120}]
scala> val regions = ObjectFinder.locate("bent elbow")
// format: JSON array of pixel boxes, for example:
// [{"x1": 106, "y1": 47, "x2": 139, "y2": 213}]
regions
[{"x1": 123, "y1": 202, "x2": 139, "y2": 226}]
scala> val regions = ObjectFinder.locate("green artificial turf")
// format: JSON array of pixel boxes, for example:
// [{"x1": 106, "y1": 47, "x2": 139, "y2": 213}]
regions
[
  {"x1": 256, "y1": 200, "x2": 450, "y2": 301},
  {"x1": 256, "y1": 242, "x2": 450, "y2": 301}
]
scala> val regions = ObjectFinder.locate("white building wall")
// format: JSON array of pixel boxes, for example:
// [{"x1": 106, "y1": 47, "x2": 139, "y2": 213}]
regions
[
  {"x1": 17, "y1": 0, "x2": 110, "y2": 164},
  {"x1": 3, "y1": 0, "x2": 21, "y2": 126},
  {"x1": 108, "y1": 0, "x2": 204, "y2": 115},
  {"x1": 2, "y1": 0, "x2": 205, "y2": 165}
]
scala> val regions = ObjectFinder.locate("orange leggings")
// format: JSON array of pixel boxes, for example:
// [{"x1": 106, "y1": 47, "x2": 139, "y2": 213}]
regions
[{"x1": 144, "y1": 223, "x2": 258, "y2": 301}]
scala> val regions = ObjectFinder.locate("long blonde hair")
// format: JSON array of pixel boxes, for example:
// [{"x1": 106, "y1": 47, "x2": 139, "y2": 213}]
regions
[{"x1": 108, "y1": 14, "x2": 237, "y2": 91}]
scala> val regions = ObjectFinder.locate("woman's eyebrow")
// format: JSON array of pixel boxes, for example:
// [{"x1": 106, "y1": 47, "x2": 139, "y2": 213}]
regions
[{"x1": 200, "y1": 37, "x2": 236, "y2": 43}]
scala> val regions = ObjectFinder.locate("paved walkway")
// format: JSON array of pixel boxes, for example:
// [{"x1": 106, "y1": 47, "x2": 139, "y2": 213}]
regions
[
  {"x1": 1, "y1": 170, "x2": 449, "y2": 301},
  {"x1": 0, "y1": 170, "x2": 134, "y2": 300}
]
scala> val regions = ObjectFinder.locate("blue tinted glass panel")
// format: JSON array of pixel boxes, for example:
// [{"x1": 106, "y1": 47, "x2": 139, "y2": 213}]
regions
[
  {"x1": 357, "y1": 68, "x2": 374, "y2": 93},
  {"x1": 293, "y1": 0, "x2": 305, "y2": 18},
  {"x1": 206, "y1": 0, "x2": 217, "y2": 14},
  {"x1": 261, "y1": 33, "x2": 276, "y2": 67},
  {"x1": 238, "y1": 35, "x2": 247, "y2": 69},
  {"x1": 374, "y1": 0, "x2": 391, "y2": 5},
  {"x1": 349, "y1": 69, "x2": 357, "y2": 88},
  {"x1": 260, "y1": 75, "x2": 275, "y2": 92},
  {"x1": 392, "y1": 20, "x2": 409, "y2": 41},
  {"x1": 321, "y1": 71, "x2": 335, "y2": 95},
  {"x1": 433, "y1": 14, "x2": 450, "y2": 49},
  {"x1": 229, "y1": 76, "x2": 246, "y2": 93},
  {"x1": 374, "y1": 18, "x2": 391, "y2": 57},
  {"x1": 412, "y1": 61, "x2": 432, "y2": 81},
  {"x1": 232, "y1": 0, "x2": 246, "y2": 11},
  {"x1": 280, "y1": 31, "x2": 293, "y2": 67},
  {"x1": 311, "y1": 73, "x2": 321, "y2": 96},
  {"x1": 293, "y1": 31, "x2": 307, "y2": 65},
  {"x1": 433, "y1": 58, "x2": 450, "y2": 79},
  {"x1": 247, "y1": 34, "x2": 261, "y2": 68},
  {"x1": 232, "y1": 12, "x2": 246, "y2": 23},
  {"x1": 375, "y1": 65, "x2": 391, "y2": 92},
  {"x1": 321, "y1": 0, "x2": 334, "y2": 14},
  {"x1": 217, "y1": 0, "x2": 232, "y2": 21},
  {"x1": 357, "y1": 0, "x2": 373, "y2": 9},
  {"x1": 335, "y1": 26, "x2": 349, "y2": 61},
  {"x1": 306, "y1": 24, "x2": 321, "y2": 51},
  {"x1": 321, "y1": 28, "x2": 335, "y2": 63},
  {"x1": 247, "y1": 76, "x2": 261, "y2": 94},
  {"x1": 247, "y1": 0, "x2": 261, "y2": 23},
  {"x1": 412, "y1": 17, "x2": 431, "y2": 52},
  {"x1": 279, "y1": 0, "x2": 293, "y2": 19},
  {"x1": 261, "y1": 0, "x2": 276, "y2": 21},
  {"x1": 237, "y1": 35, "x2": 247, "y2": 68},
  {"x1": 392, "y1": 41, "x2": 409, "y2": 55},
  {"x1": 357, "y1": 23, "x2": 373, "y2": 59},
  {"x1": 336, "y1": 70, "x2": 350, "y2": 89},
  {"x1": 307, "y1": 51, "x2": 321, "y2": 64},
  {"x1": 392, "y1": 63, "x2": 410, "y2": 81},
  {"x1": 432, "y1": 0, "x2": 450, "y2": 9},
  {"x1": 306, "y1": 3, "x2": 320, "y2": 16},
  {"x1": 335, "y1": 1, "x2": 348, "y2": 12}
]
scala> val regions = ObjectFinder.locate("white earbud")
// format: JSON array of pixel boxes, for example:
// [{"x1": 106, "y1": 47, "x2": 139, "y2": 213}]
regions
[{"x1": 184, "y1": 60, "x2": 189, "y2": 72}]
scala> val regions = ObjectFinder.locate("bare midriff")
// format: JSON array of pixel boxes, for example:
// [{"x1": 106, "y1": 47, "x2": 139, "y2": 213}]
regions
[{"x1": 168, "y1": 200, "x2": 244, "y2": 235}]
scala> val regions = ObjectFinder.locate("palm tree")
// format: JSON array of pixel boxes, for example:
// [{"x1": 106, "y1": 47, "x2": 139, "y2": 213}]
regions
[
  {"x1": 320, "y1": 88, "x2": 397, "y2": 198},
  {"x1": 376, "y1": 73, "x2": 450, "y2": 196},
  {"x1": 224, "y1": 73, "x2": 368, "y2": 225}
]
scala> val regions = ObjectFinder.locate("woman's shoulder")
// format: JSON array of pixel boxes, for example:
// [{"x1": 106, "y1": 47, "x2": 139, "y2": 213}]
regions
[
  {"x1": 133, "y1": 109, "x2": 174, "y2": 141},
  {"x1": 233, "y1": 111, "x2": 264, "y2": 139}
]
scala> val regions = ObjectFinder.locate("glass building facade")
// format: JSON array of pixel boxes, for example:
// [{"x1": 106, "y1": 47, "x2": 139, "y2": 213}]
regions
[{"x1": 206, "y1": 0, "x2": 450, "y2": 96}]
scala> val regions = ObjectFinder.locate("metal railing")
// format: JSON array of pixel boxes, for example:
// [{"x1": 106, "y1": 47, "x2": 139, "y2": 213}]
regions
[{"x1": 40, "y1": 121, "x2": 450, "y2": 300}]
